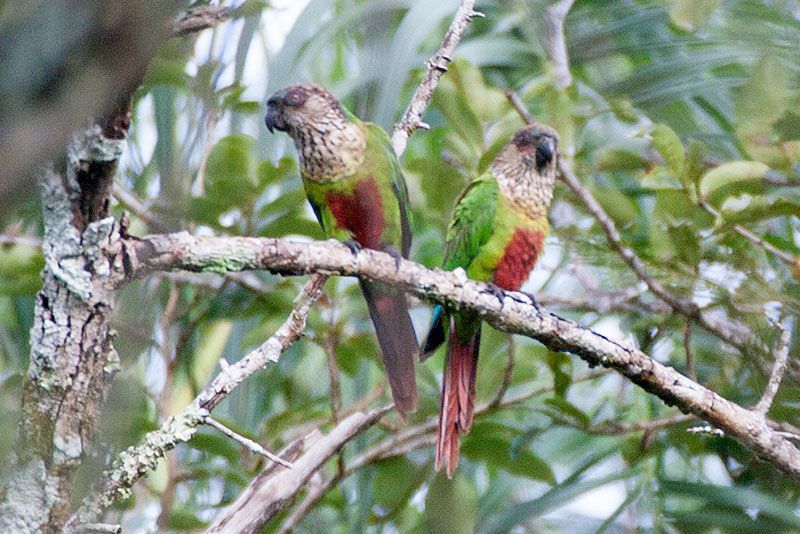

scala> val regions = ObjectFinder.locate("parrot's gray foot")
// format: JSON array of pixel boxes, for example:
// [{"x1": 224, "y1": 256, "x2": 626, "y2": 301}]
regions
[
  {"x1": 343, "y1": 239, "x2": 362, "y2": 255},
  {"x1": 384, "y1": 245, "x2": 403, "y2": 270},
  {"x1": 486, "y1": 283, "x2": 506, "y2": 306}
]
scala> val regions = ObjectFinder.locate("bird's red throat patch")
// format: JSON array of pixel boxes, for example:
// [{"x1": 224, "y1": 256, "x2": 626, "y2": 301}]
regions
[
  {"x1": 325, "y1": 178, "x2": 384, "y2": 249},
  {"x1": 493, "y1": 229, "x2": 544, "y2": 291}
]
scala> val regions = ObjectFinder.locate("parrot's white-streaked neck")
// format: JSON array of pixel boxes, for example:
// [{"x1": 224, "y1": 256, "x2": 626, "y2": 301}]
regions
[
  {"x1": 291, "y1": 119, "x2": 366, "y2": 183},
  {"x1": 490, "y1": 144, "x2": 557, "y2": 219}
]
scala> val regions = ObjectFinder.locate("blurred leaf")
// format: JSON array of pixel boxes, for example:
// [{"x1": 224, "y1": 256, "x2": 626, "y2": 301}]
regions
[
  {"x1": 661, "y1": 480, "x2": 800, "y2": 530},
  {"x1": 651, "y1": 123, "x2": 685, "y2": 176},
  {"x1": 699, "y1": 161, "x2": 770, "y2": 202},
  {"x1": 596, "y1": 148, "x2": 650, "y2": 172},
  {"x1": 166, "y1": 508, "x2": 208, "y2": 530},
  {"x1": 187, "y1": 431, "x2": 241, "y2": 463},
  {"x1": 425, "y1": 472, "x2": 477, "y2": 534},
  {"x1": 669, "y1": 0, "x2": 722, "y2": 31},
  {"x1": 485, "y1": 465, "x2": 637, "y2": 534},
  {"x1": 545, "y1": 397, "x2": 591, "y2": 428},
  {"x1": 461, "y1": 433, "x2": 555, "y2": 485},
  {"x1": 546, "y1": 351, "x2": 571, "y2": 397},
  {"x1": 718, "y1": 195, "x2": 800, "y2": 227},
  {"x1": 372, "y1": 457, "x2": 427, "y2": 515}
]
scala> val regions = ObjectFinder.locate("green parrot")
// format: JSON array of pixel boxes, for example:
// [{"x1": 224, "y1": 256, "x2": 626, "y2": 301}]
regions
[
  {"x1": 265, "y1": 83, "x2": 418, "y2": 417},
  {"x1": 421, "y1": 124, "x2": 559, "y2": 476}
]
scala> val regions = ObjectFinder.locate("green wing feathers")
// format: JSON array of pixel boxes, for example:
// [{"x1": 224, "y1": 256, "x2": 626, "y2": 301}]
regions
[{"x1": 443, "y1": 175, "x2": 499, "y2": 274}]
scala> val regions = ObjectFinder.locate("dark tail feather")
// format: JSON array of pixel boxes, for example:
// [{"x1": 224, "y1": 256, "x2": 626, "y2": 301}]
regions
[
  {"x1": 435, "y1": 318, "x2": 480, "y2": 478},
  {"x1": 360, "y1": 280, "x2": 418, "y2": 418},
  {"x1": 420, "y1": 304, "x2": 446, "y2": 361}
]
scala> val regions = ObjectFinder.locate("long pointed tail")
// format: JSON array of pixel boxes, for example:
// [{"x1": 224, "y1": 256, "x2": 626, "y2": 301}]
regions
[
  {"x1": 436, "y1": 317, "x2": 480, "y2": 478},
  {"x1": 360, "y1": 280, "x2": 418, "y2": 417}
]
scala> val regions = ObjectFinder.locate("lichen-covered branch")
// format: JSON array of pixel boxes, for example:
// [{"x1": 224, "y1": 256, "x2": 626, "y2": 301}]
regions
[
  {"x1": 172, "y1": 5, "x2": 232, "y2": 36},
  {"x1": 66, "y1": 274, "x2": 327, "y2": 529},
  {"x1": 391, "y1": 0, "x2": 484, "y2": 156},
  {"x1": 123, "y1": 233, "x2": 800, "y2": 480}
]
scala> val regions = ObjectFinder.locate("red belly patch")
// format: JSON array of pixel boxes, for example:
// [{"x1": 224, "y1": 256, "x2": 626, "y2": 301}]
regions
[
  {"x1": 493, "y1": 229, "x2": 544, "y2": 291},
  {"x1": 326, "y1": 178, "x2": 384, "y2": 249}
]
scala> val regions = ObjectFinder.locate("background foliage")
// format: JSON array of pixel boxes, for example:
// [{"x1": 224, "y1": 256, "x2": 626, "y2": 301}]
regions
[{"x1": 2, "y1": 0, "x2": 800, "y2": 531}]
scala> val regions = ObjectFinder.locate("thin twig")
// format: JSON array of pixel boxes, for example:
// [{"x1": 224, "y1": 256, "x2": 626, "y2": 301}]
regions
[
  {"x1": 206, "y1": 417, "x2": 294, "y2": 468},
  {"x1": 699, "y1": 199, "x2": 797, "y2": 267},
  {"x1": 391, "y1": 0, "x2": 484, "y2": 156},
  {"x1": 755, "y1": 317, "x2": 794, "y2": 416},
  {"x1": 537, "y1": 0, "x2": 576, "y2": 90},
  {"x1": 112, "y1": 183, "x2": 169, "y2": 233},
  {"x1": 588, "y1": 414, "x2": 694, "y2": 435},
  {"x1": 684, "y1": 320, "x2": 696, "y2": 380},
  {"x1": 489, "y1": 335, "x2": 516, "y2": 409}
]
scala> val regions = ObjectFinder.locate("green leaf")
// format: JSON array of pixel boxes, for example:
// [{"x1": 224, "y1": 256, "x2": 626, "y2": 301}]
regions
[
  {"x1": 669, "y1": 0, "x2": 722, "y2": 31},
  {"x1": 372, "y1": 457, "x2": 426, "y2": 514},
  {"x1": 544, "y1": 397, "x2": 591, "y2": 428},
  {"x1": 699, "y1": 161, "x2": 770, "y2": 202},
  {"x1": 187, "y1": 431, "x2": 240, "y2": 463},
  {"x1": 660, "y1": 480, "x2": 800, "y2": 529},
  {"x1": 425, "y1": 473, "x2": 477, "y2": 534},
  {"x1": 682, "y1": 139, "x2": 707, "y2": 194},
  {"x1": 485, "y1": 466, "x2": 638, "y2": 534},
  {"x1": 718, "y1": 195, "x2": 800, "y2": 228},
  {"x1": 774, "y1": 110, "x2": 800, "y2": 142},
  {"x1": 461, "y1": 434, "x2": 555, "y2": 485},
  {"x1": 546, "y1": 351, "x2": 571, "y2": 397},
  {"x1": 166, "y1": 508, "x2": 208, "y2": 530},
  {"x1": 206, "y1": 134, "x2": 259, "y2": 189},
  {"x1": 651, "y1": 123, "x2": 685, "y2": 176},
  {"x1": 596, "y1": 148, "x2": 650, "y2": 172},
  {"x1": 735, "y1": 56, "x2": 791, "y2": 139}
]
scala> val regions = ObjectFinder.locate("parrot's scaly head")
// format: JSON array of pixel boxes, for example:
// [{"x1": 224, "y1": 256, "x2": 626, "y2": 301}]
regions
[
  {"x1": 265, "y1": 83, "x2": 366, "y2": 181},
  {"x1": 491, "y1": 123, "x2": 559, "y2": 218}
]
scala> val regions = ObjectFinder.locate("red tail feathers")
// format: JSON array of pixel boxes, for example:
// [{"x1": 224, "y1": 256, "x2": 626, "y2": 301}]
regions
[{"x1": 435, "y1": 318, "x2": 480, "y2": 478}]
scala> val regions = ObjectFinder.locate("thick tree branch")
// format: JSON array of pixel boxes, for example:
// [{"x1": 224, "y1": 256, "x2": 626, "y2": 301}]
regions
[
  {"x1": 0, "y1": 124, "x2": 129, "y2": 532},
  {"x1": 391, "y1": 0, "x2": 484, "y2": 156},
  {"x1": 121, "y1": 233, "x2": 800, "y2": 480},
  {"x1": 67, "y1": 274, "x2": 327, "y2": 529},
  {"x1": 206, "y1": 407, "x2": 390, "y2": 534}
]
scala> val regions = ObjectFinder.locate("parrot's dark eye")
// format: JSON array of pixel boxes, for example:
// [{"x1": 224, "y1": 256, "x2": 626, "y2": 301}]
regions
[{"x1": 286, "y1": 90, "x2": 306, "y2": 107}]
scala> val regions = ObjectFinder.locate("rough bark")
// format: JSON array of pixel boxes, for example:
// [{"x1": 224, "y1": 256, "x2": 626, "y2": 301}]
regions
[{"x1": 0, "y1": 126, "x2": 127, "y2": 532}]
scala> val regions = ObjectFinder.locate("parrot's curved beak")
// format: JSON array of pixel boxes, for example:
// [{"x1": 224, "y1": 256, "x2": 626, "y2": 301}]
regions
[
  {"x1": 265, "y1": 100, "x2": 288, "y2": 133},
  {"x1": 534, "y1": 136, "x2": 555, "y2": 171}
]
